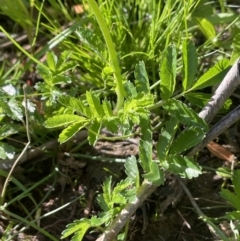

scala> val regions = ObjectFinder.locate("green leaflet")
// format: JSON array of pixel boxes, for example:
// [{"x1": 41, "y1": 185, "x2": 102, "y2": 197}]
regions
[
  {"x1": 195, "y1": 17, "x2": 216, "y2": 41},
  {"x1": 88, "y1": 119, "x2": 102, "y2": 146},
  {"x1": 161, "y1": 155, "x2": 202, "y2": 179},
  {"x1": 0, "y1": 125, "x2": 19, "y2": 140},
  {"x1": 134, "y1": 61, "x2": 150, "y2": 93},
  {"x1": 226, "y1": 211, "x2": 240, "y2": 221},
  {"x1": 220, "y1": 172, "x2": 240, "y2": 240},
  {"x1": 45, "y1": 114, "x2": 87, "y2": 128},
  {"x1": 124, "y1": 81, "x2": 138, "y2": 98},
  {"x1": 170, "y1": 126, "x2": 205, "y2": 154},
  {"x1": 233, "y1": 33, "x2": 240, "y2": 57},
  {"x1": 37, "y1": 65, "x2": 52, "y2": 84},
  {"x1": 61, "y1": 219, "x2": 91, "y2": 240},
  {"x1": 220, "y1": 189, "x2": 240, "y2": 211},
  {"x1": 182, "y1": 40, "x2": 198, "y2": 91},
  {"x1": 103, "y1": 117, "x2": 119, "y2": 133},
  {"x1": 59, "y1": 121, "x2": 87, "y2": 144},
  {"x1": 102, "y1": 99, "x2": 113, "y2": 117},
  {"x1": 139, "y1": 116, "x2": 152, "y2": 172},
  {"x1": 125, "y1": 156, "x2": 140, "y2": 188},
  {"x1": 143, "y1": 161, "x2": 165, "y2": 185},
  {"x1": 122, "y1": 93, "x2": 154, "y2": 112},
  {"x1": 207, "y1": 13, "x2": 238, "y2": 25},
  {"x1": 38, "y1": 51, "x2": 78, "y2": 86},
  {"x1": 4, "y1": 98, "x2": 23, "y2": 121},
  {"x1": 58, "y1": 96, "x2": 85, "y2": 114},
  {"x1": 46, "y1": 51, "x2": 57, "y2": 72},
  {"x1": 139, "y1": 113, "x2": 152, "y2": 142},
  {"x1": 183, "y1": 156, "x2": 202, "y2": 178},
  {"x1": 185, "y1": 92, "x2": 232, "y2": 113},
  {"x1": 75, "y1": 26, "x2": 107, "y2": 60},
  {"x1": 192, "y1": 0, "x2": 213, "y2": 18},
  {"x1": 56, "y1": 51, "x2": 78, "y2": 74},
  {"x1": 86, "y1": 91, "x2": 104, "y2": 118},
  {"x1": 160, "y1": 45, "x2": 177, "y2": 100},
  {"x1": 139, "y1": 140, "x2": 152, "y2": 172},
  {"x1": 157, "y1": 116, "x2": 178, "y2": 161},
  {"x1": 52, "y1": 75, "x2": 71, "y2": 85},
  {"x1": 190, "y1": 59, "x2": 230, "y2": 91},
  {"x1": 0, "y1": 142, "x2": 15, "y2": 159},
  {"x1": 163, "y1": 99, "x2": 208, "y2": 131},
  {"x1": 232, "y1": 170, "x2": 240, "y2": 199}
]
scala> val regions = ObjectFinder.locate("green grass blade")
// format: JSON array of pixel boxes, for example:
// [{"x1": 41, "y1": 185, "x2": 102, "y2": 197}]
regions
[{"x1": 87, "y1": 0, "x2": 124, "y2": 113}]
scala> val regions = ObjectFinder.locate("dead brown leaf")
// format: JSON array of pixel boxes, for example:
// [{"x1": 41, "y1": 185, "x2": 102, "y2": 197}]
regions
[{"x1": 207, "y1": 141, "x2": 235, "y2": 163}]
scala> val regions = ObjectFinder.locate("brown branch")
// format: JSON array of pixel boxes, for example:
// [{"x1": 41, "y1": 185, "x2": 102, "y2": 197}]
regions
[
  {"x1": 198, "y1": 58, "x2": 240, "y2": 123},
  {"x1": 187, "y1": 105, "x2": 240, "y2": 156}
]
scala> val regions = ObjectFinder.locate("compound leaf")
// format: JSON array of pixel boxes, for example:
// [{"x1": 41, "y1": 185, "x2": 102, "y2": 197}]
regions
[{"x1": 61, "y1": 218, "x2": 90, "y2": 240}]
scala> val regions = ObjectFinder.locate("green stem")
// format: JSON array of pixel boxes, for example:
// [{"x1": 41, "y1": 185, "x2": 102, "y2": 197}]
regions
[{"x1": 87, "y1": 0, "x2": 124, "y2": 113}]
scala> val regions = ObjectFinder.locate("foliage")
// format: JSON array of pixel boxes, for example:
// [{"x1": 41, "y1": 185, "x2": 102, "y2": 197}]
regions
[
  {"x1": 0, "y1": 0, "x2": 239, "y2": 240},
  {"x1": 219, "y1": 170, "x2": 240, "y2": 240}
]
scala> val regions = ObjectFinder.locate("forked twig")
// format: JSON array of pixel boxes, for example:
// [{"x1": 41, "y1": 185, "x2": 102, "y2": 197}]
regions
[{"x1": 0, "y1": 86, "x2": 31, "y2": 205}]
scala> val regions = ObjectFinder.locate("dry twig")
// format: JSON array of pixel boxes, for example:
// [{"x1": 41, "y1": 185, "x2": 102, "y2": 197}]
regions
[{"x1": 199, "y1": 58, "x2": 240, "y2": 123}]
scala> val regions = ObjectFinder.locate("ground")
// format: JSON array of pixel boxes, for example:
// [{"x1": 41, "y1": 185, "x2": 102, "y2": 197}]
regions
[{"x1": 1, "y1": 130, "x2": 236, "y2": 241}]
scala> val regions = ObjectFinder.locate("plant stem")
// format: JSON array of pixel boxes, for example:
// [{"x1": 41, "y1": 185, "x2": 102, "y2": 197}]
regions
[
  {"x1": 87, "y1": 0, "x2": 125, "y2": 113},
  {"x1": 0, "y1": 86, "x2": 30, "y2": 205}
]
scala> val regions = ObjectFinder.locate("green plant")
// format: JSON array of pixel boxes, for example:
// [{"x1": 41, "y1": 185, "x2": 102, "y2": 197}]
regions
[
  {"x1": 33, "y1": 1, "x2": 240, "y2": 240},
  {"x1": 219, "y1": 170, "x2": 240, "y2": 240},
  {"x1": 41, "y1": 35, "x2": 235, "y2": 241},
  {"x1": 0, "y1": 0, "x2": 240, "y2": 240}
]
